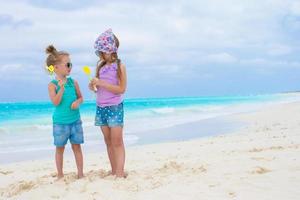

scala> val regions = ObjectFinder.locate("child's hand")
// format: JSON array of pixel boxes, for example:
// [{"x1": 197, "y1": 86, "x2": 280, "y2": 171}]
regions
[
  {"x1": 91, "y1": 78, "x2": 99, "y2": 86},
  {"x1": 58, "y1": 79, "x2": 66, "y2": 89},
  {"x1": 71, "y1": 100, "x2": 79, "y2": 110},
  {"x1": 88, "y1": 81, "x2": 97, "y2": 92},
  {"x1": 91, "y1": 78, "x2": 107, "y2": 87}
]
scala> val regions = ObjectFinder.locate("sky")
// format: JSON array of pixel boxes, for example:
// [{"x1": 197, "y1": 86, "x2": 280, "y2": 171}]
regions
[{"x1": 0, "y1": 0, "x2": 300, "y2": 102}]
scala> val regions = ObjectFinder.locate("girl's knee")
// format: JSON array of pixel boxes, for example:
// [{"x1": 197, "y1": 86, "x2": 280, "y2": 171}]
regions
[
  {"x1": 112, "y1": 138, "x2": 124, "y2": 147},
  {"x1": 71, "y1": 144, "x2": 81, "y2": 151},
  {"x1": 104, "y1": 137, "x2": 112, "y2": 146},
  {"x1": 56, "y1": 146, "x2": 65, "y2": 153}
]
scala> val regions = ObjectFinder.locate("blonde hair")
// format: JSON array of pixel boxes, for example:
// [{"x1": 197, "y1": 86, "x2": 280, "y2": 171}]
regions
[
  {"x1": 95, "y1": 35, "x2": 121, "y2": 79},
  {"x1": 45, "y1": 45, "x2": 69, "y2": 67}
]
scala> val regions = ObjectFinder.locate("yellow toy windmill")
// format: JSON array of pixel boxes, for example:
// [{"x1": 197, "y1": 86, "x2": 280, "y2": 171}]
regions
[{"x1": 82, "y1": 66, "x2": 97, "y2": 91}]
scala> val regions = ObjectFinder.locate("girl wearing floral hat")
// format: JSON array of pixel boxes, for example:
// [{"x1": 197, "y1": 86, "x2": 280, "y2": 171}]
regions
[{"x1": 90, "y1": 29, "x2": 127, "y2": 178}]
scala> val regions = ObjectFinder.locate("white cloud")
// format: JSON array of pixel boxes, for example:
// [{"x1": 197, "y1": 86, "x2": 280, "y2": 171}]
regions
[
  {"x1": 267, "y1": 44, "x2": 292, "y2": 56},
  {"x1": 23, "y1": 0, "x2": 98, "y2": 10},
  {"x1": 290, "y1": 1, "x2": 300, "y2": 15},
  {"x1": 0, "y1": 0, "x2": 299, "y2": 82},
  {"x1": 0, "y1": 63, "x2": 44, "y2": 81},
  {"x1": 240, "y1": 58, "x2": 300, "y2": 68},
  {"x1": 0, "y1": 14, "x2": 33, "y2": 29},
  {"x1": 0, "y1": 63, "x2": 23, "y2": 72},
  {"x1": 205, "y1": 53, "x2": 238, "y2": 63}
]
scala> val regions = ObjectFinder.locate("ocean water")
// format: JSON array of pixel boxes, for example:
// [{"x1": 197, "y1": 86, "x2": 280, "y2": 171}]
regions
[{"x1": 0, "y1": 93, "x2": 299, "y2": 163}]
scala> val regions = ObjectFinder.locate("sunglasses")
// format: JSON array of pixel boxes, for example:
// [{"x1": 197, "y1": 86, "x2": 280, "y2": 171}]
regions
[{"x1": 65, "y1": 62, "x2": 72, "y2": 68}]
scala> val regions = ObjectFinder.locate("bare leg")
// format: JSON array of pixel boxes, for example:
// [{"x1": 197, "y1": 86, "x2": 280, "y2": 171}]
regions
[
  {"x1": 55, "y1": 146, "x2": 65, "y2": 179},
  {"x1": 71, "y1": 144, "x2": 84, "y2": 178},
  {"x1": 101, "y1": 126, "x2": 116, "y2": 175},
  {"x1": 111, "y1": 126, "x2": 125, "y2": 177}
]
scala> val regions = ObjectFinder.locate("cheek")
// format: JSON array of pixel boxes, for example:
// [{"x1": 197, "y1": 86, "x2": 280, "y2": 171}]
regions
[
  {"x1": 102, "y1": 54, "x2": 108, "y2": 60},
  {"x1": 56, "y1": 67, "x2": 66, "y2": 73}
]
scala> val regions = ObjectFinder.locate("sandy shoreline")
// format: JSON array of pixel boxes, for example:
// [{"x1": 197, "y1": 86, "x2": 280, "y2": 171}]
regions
[
  {"x1": 1, "y1": 101, "x2": 300, "y2": 199},
  {"x1": 0, "y1": 113, "x2": 240, "y2": 164}
]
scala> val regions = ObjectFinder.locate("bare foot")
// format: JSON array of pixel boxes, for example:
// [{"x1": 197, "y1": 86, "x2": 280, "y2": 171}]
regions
[
  {"x1": 105, "y1": 170, "x2": 116, "y2": 177},
  {"x1": 77, "y1": 174, "x2": 84, "y2": 179},
  {"x1": 115, "y1": 172, "x2": 128, "y2": 179},
  {"x1": 56, "y1": 174, "x2": 64, "y2": 181}
]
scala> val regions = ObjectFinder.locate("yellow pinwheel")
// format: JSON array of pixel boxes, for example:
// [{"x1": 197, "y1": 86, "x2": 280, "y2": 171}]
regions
[
  {"x1": 83, "y1": 66, "x2": 91, "y2": 76},
  {"x1": 82, "y1": 66, "x2": 97, "y2": 91}
]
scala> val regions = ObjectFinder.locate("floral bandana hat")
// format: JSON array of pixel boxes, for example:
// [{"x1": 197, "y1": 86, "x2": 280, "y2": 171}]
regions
[{"x1": 94, "y1": 29, "x2": 118, "y2": 56}]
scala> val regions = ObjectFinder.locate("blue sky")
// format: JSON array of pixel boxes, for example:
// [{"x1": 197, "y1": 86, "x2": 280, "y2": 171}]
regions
[{"x1": 0, "y1": 0, "x2": 300, "y2": 102}]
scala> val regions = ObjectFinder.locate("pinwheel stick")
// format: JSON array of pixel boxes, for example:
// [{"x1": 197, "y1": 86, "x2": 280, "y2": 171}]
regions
[{"x1": 83, "y1": 66, "x2": 97, "y2": 92}]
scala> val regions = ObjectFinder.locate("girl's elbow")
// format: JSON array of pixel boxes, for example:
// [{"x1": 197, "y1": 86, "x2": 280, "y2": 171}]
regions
[
  {"x1": 112, "y1": 86, "x2": 126, "y2": 94},
  {"x1": 119, "y1": 88, "x2": 126, "y2": 94}
]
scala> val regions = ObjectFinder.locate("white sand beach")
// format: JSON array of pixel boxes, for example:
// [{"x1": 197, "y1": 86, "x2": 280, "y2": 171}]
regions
[{"x1": 0, "y1": 101, "x2": 300, "y2": 200}]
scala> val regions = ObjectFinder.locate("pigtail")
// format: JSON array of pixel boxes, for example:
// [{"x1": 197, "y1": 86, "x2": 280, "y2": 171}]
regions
[
  {"x1": 45, "y1": 45, "x2": 69, "y2": 75},
  {"x1": 46, "y1": 45, "x2": 58, "y2": 55}
]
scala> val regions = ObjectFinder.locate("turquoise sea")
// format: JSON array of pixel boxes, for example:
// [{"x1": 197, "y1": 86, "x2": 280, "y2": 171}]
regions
[{"x1": 0, "y1": 93, "x2": 299, "y2": 163}]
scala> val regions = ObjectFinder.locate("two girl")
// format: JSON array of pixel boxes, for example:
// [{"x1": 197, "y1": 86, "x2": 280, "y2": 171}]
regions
[{"x1": 46, "y1": 29, "x2": 127, "y2": 179}]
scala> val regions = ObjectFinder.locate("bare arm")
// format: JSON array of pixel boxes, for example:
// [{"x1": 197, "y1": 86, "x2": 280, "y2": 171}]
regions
[
  {"x1": 74, "y1": 80, "x2": 83, "y2": 104},
  {"x1": 48, "y1": 82, "x2": 65, "y2": 106},
  {"x1": 70, "y1": 80, "x2": 83, "y2": 110}
]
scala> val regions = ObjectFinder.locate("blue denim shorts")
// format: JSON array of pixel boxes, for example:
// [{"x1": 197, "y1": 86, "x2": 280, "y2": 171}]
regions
[
  {"x1": 95, "y1": 102, "x2": 124, "y2": 127},
  {"x1": 53, "y1": 119, "x2": 84, "y2": 147}
]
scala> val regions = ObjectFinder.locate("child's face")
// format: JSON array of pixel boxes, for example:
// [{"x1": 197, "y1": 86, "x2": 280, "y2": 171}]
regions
[
  {"x1": 55, "y1": 56, "x2": 72, "y2": 76},
  {"x1": 100, "y1": 52, "x2": 111, "y2": 62}
]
